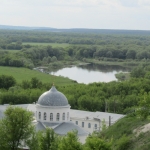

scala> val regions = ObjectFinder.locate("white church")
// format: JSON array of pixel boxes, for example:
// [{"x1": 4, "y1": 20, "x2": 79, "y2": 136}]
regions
[{"x1": 0, "y1": 85, "x2": 124, "y2": 144}]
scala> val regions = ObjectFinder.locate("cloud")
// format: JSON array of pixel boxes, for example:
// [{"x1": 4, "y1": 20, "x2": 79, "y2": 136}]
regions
[
  {"x1": 138, "y1": 0, "x2": 150, "y2": 6},
  {"x1": 119, "y1": 0, "x2": 138, "y2": 7},
  {"x1": 0, "y1": 0, "x2": 150, "y2": 30}
]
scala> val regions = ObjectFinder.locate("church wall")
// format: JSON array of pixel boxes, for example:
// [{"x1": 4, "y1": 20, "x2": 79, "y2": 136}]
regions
[
  {"x1": 71, "y1": 118, "x2": 109, "y2": 133},
  {"x1": 36, "y1": 104, "x2": 70, "y2": 123}
]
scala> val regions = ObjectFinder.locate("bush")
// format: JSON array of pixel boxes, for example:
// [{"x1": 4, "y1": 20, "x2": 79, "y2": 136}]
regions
[{"x1": 115, "y1": 134, "x2": 131, "y2": 150}]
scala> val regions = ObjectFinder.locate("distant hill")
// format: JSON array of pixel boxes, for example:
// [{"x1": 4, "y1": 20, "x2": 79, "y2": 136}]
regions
[
  {"x1": 0, "y1": 25, "x2": 150, "y2": 35},
  {"x1": 0, "y1": 25, "x2": 55, "y2": 30}
]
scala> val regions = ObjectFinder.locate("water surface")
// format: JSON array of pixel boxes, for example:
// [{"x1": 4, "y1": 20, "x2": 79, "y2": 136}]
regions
[{"x1": 50, "y1": 64, "x2": 129, "y2": 84}]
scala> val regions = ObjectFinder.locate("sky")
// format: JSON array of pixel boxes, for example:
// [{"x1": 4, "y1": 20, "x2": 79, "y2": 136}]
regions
[{"x1": 0, "y1": 0, "x2": 150, "y2": 30}]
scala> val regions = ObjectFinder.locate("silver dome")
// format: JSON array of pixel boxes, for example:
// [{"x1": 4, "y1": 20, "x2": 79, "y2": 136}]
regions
[{"x1": 37, "y1": 86, "x2": 68, "y2": 106}]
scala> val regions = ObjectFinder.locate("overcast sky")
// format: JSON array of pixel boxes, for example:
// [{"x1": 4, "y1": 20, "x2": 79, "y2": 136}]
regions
[{"x1": 0, "y1": 0, "x2": 150, "y2": 30}]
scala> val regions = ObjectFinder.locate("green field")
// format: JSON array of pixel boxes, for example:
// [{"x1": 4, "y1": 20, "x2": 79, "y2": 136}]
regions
[
  {"x1": 22, "y1": 42, "x2": 70, "y2": 48},
  {"x1": 0, "y1": 66, "x2": 76, "y2": 86}
]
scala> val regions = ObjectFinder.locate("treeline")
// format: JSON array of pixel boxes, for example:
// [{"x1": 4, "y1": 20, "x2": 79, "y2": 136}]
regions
[
  {"x1": 0, "y1": 30, "x2": 150, "y2": 68},
  {"x1": 0, "y1": 29, "x2": 150, "y2": 45},
  {"x1": 1, "y1": 44, "x2": 150, "y2": 68},
  {"x1": 1, "y1": 65, "x2": 150, "y2": 114}
]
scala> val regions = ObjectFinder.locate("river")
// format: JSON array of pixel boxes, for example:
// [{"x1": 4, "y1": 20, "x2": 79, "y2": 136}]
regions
[{"x1": 49, "y1": 64, "x2": 129, "y2": 84}]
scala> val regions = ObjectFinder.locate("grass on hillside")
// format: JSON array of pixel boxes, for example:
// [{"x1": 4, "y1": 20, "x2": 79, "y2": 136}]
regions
[
  {"x1": 100, "y1": 115, "x2": 150, "y2": 150},
  {"x1": 0, "y1": 66, "x2": 76, "y2": 86}
]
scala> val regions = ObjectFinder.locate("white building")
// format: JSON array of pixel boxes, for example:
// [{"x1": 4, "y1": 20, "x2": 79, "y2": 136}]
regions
[{"x1": 0, "y1": 86, "x2": 125, "y2": 144}]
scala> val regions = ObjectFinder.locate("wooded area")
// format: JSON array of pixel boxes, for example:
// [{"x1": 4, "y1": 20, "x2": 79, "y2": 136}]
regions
[{"x1": 0, "y1": 30, "x2": 150, "y2": 68}]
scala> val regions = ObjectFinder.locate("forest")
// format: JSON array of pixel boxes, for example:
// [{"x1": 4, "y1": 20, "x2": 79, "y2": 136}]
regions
[
  {"x1": 0, "y1": 29, "x2": 150, "y2": 115},
  {"x1": 0, "y1": 29, "x2": 150, "y2": 68}
]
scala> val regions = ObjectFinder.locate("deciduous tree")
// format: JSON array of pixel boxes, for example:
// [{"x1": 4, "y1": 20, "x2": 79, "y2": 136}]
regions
[{"x1": 0, "y1": 106, "x2": 34, "y2": 150}]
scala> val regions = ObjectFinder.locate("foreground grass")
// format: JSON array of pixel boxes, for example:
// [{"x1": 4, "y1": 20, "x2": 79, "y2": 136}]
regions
[{"x1": 0, "y1": 66, "x2": 76, "y2": 86}]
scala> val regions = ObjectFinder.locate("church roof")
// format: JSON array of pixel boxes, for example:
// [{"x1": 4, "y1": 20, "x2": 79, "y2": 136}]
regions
[
  {"x1": 35, "y1": 121, "x2": 88, "y2": 136},
  {"x1": 37, "y1": 86, "x2": 69, "y2": 106}
]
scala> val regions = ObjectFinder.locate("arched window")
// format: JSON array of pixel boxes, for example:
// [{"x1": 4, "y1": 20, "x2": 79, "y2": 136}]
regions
[
  {"x1": 88, "y1": 123, "x2": 91, "y2": 128},
  {"x1": 62, "y1": 113, "x2": 65, "y2": 120},
  {"x1": 82, "y1": 122, "x2": 84, "y2": 127},
  {"x1": 44, "y1": 112, "x2": 46, "y2": 120},
  {"x1": 76, "y1": 121, "x2": 78, "y2": 125},
  {"x1": 39, "y1": 112, "x2": 41, "y2": 119},
  {"x1": 50, "y1": 113, "x2": 53, "y2": 121},
  {"x1": 95, "y1": 124, "x2": 97, "y2": 129},
  {"x1": 56, "y1": 113, "x2": 60, "y2": 121},
  {"x1": 67, "y1": 112, "x2": 69, "y2": 120}
]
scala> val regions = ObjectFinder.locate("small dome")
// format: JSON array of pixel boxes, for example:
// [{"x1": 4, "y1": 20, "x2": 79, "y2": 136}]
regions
[{"x1": 37, "y1": 86, "x2": 68, "y2": 106}]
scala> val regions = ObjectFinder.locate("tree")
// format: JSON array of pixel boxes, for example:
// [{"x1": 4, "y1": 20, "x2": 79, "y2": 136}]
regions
[
  {"x1": 30, "y1": 77, "x2": 42, "y2": 88},
  {"x1": 126, "y1": 50, "x2": 136, "y2": 59},
  {"x1": 0, "y1": 75, "x2": 16, "y2": 89},
  {"x1": 26, "y1": 130, "x2": 41, "y2": 150},
  {"x1": 40, "y1": 128, "x2": 59, "y2": 150},
  {"x1": 84, "y1": 135, "x2": 112, "y2": 150},
  {"x1": 130, "y1": 66, "x2": 146, "y2": 78},
  {"x1": 0, "y1": 106, "x2": 34, "y2": 150},
  {"x1": 58, "y1": 131, "x2": 83, "y2": 150},
  {"x1": 137, "y1": 92, "x2": 150, "y2": 119}
]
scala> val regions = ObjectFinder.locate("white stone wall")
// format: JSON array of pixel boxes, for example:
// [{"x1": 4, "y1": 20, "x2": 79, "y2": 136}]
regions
[
  {"x1": 36, "y1": 104, "x2": 70, "y2": 123},
  {"x1": 71, "y1": 118, "x2": 109, "y2": 134}
]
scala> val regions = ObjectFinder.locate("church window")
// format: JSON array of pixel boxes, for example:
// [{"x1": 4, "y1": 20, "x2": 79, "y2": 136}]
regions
[
  {"x1": 39, "y1": 112, "x2": 41, "y2": 119},
  {"x1": 56, "y1": 113, "x2": 60, "y2": 121},
  {"x1": 67, "y1": 112, "x2": 69, "y2": 120},
  {"x1": 95, "y1": 124, "x2": 97, "y2": 129},
  {"x1": 88, "y1": 123, "x2": 91, "y2": 128},
  {"x1": 50, "y1": 113, "x2": 53, "y2": 121},
  {"x1": 62, "y1": 113, "x2": 65, "y2": 120},
  {"x1": 76, "y1": 121, "x2": 78, "y2": 125},
  {"x1": 82, "y1": 122, "x2": 84, "y2": 127},
  {"x1": 44, "y1": 112, "x2": 46, "y2": 120}
]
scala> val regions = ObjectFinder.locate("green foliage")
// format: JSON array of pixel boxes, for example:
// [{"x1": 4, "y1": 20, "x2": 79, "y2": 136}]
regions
[
  {"x1": 0, "y1": 74, "x2": 16, "y2": 89},
  {"x1": 1, "y1": 30, "x2": 150, "y2": 69},
  {"x1": 102, "y1": 119, "x2": 107, "y2": 131},
  {"x1": 0, "y1": 106, "x2": 34, "y2": 150},
  {"x1": 84, "y1": 135, "x2": 112, "y2": 150},
  {"x1": 0, "y1": 88, "x2": 43, "y2": 104},
  {"x1": 130, "y1": 66, "x2": 146, "y2": 78},
  {"x1": 31, "y1": 77, "x2": 42, "y2": 88},
  {"x1": 26, "y1": 130, "x2": 41, "y2": 150},
  {"x1": 136, "y1": 92, "x2": 150, "y2": 119},
  {"x1": 58, "y1": 131, "x2": 83, "y2": 150},
  {"x1": 115, "y1": 134, "x2": 131, "y2": 150},
  {"x1": 99, "y1": 116, "x2": 150, "y2": 150},
  {"x1": 39, "y1": 128, "x2": 59, "y2": 150}
]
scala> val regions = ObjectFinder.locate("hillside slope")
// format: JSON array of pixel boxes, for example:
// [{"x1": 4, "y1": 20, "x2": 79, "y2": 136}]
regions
[{"x1": 100, "y1": 115, "x2": 150, "y2": 150}]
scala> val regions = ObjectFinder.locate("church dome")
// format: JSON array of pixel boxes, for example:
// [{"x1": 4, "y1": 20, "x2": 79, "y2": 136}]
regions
[{"x1": 37, "y1": 86, "x2": 68, "y2": 106}]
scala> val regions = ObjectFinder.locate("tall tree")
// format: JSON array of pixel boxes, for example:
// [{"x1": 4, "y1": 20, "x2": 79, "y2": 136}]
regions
[
  {"x1": 0, "y1": 106, "x2": 34, "y2": 150},
  {"x1": 40, "y1": 128, "x2": 59, "y2": 150},
  {"x1": 58, "y1": 131, "x2": 83, "y2": 150}
]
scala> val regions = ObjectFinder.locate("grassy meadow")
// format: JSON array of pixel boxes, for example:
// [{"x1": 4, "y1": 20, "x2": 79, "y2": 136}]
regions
[{"x1": 0, "y1": 66, "x2": 76, "y2": 86}]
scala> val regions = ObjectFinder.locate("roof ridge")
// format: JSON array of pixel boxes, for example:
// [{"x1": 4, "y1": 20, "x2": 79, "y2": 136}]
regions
[
  {"x1": 39, "y1": 121, "x2": 46, "y2": 129},
  {"x1": 53, "y1": 122, "x2": 65, "y2": 129}
]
